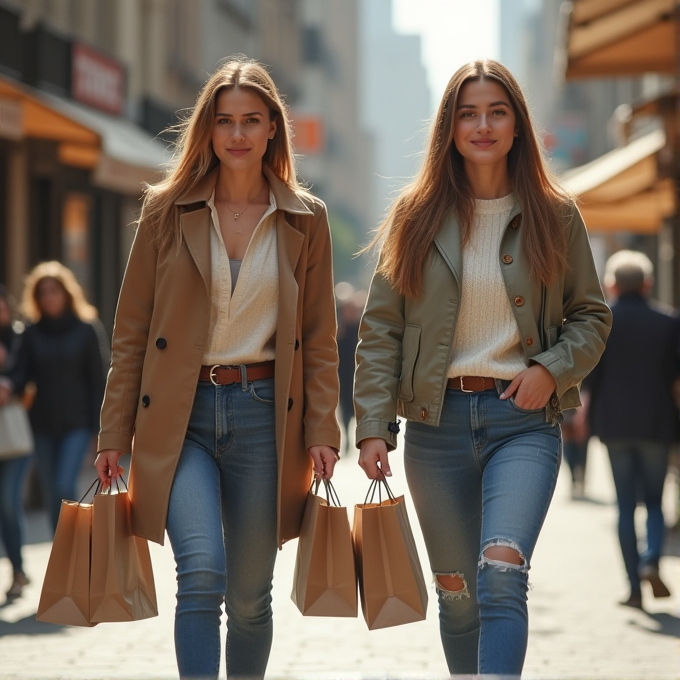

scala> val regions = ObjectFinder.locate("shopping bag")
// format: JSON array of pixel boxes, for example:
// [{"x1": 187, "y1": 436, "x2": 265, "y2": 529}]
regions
[
  {"x1": 89, "y1": 480, "x2": 158, "y2": 623},
  {"x1": 291, "y1": 479, "x2": 357, "y2": 617},
  {"x1": 0, "y1": 400, "x2": 33, "y2": 460},
  {"x1": 352, "y1": 478, "x2": 428, "y2": 630},
  {"x1": 37, "y1": 481, "x2": 99, "y2": 627}
]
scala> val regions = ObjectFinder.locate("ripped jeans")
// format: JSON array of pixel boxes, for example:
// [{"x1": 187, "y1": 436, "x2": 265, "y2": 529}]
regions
[{"x1": 404, "y1": 384, "x2": 562, "y2": 676}]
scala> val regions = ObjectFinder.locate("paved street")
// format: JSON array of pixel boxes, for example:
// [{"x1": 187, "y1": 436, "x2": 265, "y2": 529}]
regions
[{"x1": 1, "y1": 439, "x2": 679, "y2": 679}]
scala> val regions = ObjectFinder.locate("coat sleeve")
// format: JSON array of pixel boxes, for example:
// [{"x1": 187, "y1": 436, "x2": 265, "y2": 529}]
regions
[
  {"x1": 300, "y1": 204, "x2": 342, "y2": 451},
  {"x1": 98, "y1": 221, "x2": 157, "y2": 454},
  {"x1": 530, "y1": 204, "x2": 613, "y2": 396},
  {"x1": 353, "y1": 259, "x2": 405, "y2": 450},
  {"x1": 85, "y1": 321, "x2": 108, "y2": 433}
]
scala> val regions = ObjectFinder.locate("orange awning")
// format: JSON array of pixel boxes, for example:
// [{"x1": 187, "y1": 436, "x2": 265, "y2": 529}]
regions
[
  {"x1": 562, "y1": 129, "x2": 675, "y2": 233},
  {"x1": 565, "y1": 0, "x2": 677, "y2": 79}
]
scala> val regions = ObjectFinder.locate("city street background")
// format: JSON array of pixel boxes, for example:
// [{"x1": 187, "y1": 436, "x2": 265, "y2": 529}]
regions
[{"x1": 1, "y1": 437, "x2": 679, "y2": 679}]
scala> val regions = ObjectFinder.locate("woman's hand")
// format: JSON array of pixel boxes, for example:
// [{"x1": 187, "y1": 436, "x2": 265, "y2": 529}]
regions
[
  {"x1": 358, "y1": 437, "x2": 391, "y2": 479},
  {"x1": 308, "y1": 445, "x2": 340, "y2": 480},
  {"x1": 94, "y1": 449, "x2": 124, "y2": 488},
  {"x1": 500, "y1": 364, "x2": 557, "y2": 410}
]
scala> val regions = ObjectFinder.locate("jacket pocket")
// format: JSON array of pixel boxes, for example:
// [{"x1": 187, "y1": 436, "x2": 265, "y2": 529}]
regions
[
  {"x1": 398, "y1": 324, "x2": 421, "y2": 403},
  {"x1": 547, "y1": 324, "x2": 561, "y2": 349}
]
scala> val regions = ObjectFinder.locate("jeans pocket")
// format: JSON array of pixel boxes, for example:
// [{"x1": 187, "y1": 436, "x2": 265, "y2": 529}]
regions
[
  {"x1": 507, "y1": 396, "x2": 545, "y2": 415},
  {"x1": 249, "y1": 379, "x2": 275, "y2": 405}
]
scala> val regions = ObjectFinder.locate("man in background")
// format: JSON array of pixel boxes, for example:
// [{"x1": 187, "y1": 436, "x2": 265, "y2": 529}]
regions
[{"x1": 587, "y1": 250, "x2": 680, "y2": 609}]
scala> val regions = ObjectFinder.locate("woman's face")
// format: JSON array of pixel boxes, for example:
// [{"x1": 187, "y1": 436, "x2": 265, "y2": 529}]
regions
[
  {"x1": 36, "y1": 278, "x2": 69, "y2": 318},
  {"x1": 211, "y1": 87, "x2": 277, "y2": 173},
  {"x1": 453, "y1": 78, "x2": 517, "y2": 171}
]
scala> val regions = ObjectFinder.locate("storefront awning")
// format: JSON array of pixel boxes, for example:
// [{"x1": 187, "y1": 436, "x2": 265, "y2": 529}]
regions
[
  {"x1": 564, "y1": 0, "x2": 677, "y2": 79},
  {"x1": 0, "y1": 75, "x2": 170, "y2": 195},
  {"x1": 562, "y1": 128, "x2": 676, "y2": 232}
]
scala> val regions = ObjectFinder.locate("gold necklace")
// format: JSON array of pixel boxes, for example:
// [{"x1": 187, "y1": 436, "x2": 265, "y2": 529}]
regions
[{"x1": 216, "y1": 182, "x2": 268, "y2": 221}]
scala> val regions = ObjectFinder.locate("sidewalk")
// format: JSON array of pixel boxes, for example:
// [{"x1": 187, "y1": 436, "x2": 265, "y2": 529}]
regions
[{"x1": 0, "y1": 439, "x2": 678, "y2": 679}]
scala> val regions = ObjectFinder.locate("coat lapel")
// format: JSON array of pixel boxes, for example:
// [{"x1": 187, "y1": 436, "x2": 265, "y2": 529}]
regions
[
  {"x1": 434, "y1": 213, "x2": 463, "y2": 284},
  {"x1": 181, "y1": 207, "x2": 211, "y2": 298}
]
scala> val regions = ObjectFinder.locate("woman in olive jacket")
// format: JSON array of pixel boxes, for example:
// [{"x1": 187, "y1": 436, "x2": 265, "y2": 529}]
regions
[
  {"x1": 354, "y1": 60, "x2": 611, "y2": 677},
  {"x1": 95, "y1": 59, "x2": 340, "y2": 679}
]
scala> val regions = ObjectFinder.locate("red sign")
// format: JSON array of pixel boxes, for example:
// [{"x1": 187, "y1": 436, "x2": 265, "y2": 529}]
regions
[{"x1": 71, "y1": 42, "x2": 124, "y2": 116}]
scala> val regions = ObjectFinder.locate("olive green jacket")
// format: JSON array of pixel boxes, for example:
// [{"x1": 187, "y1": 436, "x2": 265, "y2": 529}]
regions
[{"x1": 354, "y1": 201, "x2": 612, "y2": 450}]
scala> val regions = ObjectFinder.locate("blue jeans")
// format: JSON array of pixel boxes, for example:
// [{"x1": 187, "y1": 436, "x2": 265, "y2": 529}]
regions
[
  {"x1": 0, "y1": 455, "x2": 32, "y2": 573},
  {"x1": 604, "y1": 440, "x2": 670, "y2": 593},
  {"x1": 404, "y1": 387, "x2": 562, "y2": 676},
  {"x1": 165, "y1": 378, "x2": 278, "y2": 680},
  {"x1": 33, "y1": 428, "x2": 93, "y2": 532}
]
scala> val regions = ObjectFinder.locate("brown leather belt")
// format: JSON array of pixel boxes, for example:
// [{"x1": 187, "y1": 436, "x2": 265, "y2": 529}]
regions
[
  {"x1": 447, "y1": 376, "x2": 496, "y2": 392},
  {"x1": 199, "y1": 361, "x2": 275, "y2": 386}
]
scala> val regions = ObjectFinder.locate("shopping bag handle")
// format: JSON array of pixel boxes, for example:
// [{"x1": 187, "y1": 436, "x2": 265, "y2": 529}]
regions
[
  {"x1": 308, "y1": 478, "x2": 343, "y2": 507},
  {"x1": 78, "y1": 478, "x2": 102, "y2": 504},
  {"x1": 363, "y1": 474, "x2": 396, "y2": 505},
  {"x1": 97, "y1": 473, "x2": 129, "y2": 496}
]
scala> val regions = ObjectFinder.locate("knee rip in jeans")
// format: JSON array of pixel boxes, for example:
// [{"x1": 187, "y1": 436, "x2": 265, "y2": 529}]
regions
[
  {"x1": 479, "y1": 539, "x2": 529, "y2": 575},
  {"x1": 434, "y1": 571, "x2": 470, "y2": 601}
]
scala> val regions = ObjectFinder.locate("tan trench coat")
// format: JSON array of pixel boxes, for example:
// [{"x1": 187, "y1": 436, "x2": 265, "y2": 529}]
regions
[{"x1": 98, "y1": 166, "x2": 341, "y2": 547}]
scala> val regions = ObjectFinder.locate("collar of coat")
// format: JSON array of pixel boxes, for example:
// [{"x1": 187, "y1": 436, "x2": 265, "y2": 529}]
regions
[{"x1": 174, "y1": 164, "x2": 314, "y2": 216}]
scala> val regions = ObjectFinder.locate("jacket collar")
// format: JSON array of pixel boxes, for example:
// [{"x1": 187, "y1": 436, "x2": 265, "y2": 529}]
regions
[{"x1": 175, "y1": 165, "x2": 313, "y2": 215}]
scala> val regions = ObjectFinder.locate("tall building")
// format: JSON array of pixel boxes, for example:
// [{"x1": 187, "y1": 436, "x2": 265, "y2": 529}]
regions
[
  {"x1": 358, "y1": 0, "x2": 431, "y2": 233},
  {"x1": 296, "y1": 0, "x2": 373, "y2": 284}
]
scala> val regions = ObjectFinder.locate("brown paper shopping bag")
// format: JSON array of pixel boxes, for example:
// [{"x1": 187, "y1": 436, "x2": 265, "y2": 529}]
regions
[
  {"x1": 89, "y1": 481, "x2": 158, "y2": 623},
  {"x1": 291, "y1": 479, "x2": 357, "y2": 617},
  {"x1": 352, "y1": 478, "x2": 428, "y2": 630},
  {"x1": 37, "y1": 481, "x2": 98, "y2": 627}
]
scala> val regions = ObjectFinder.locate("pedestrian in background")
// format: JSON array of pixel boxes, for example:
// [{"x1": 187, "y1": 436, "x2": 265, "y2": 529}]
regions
[
  {"x1": 354, "y1": 59, "x2": 611, "y2": 676},
  {"x1": 0, "y1": 285, "x2": 31, "y2": 600},
  {"x1": 336, "y1": 282, "x2": 365, "y2": 453},
  {"x1": 95, "y1": 57, "x2": 340, "y2": 680},
  {"x1": 587, "y1": 250, "x2": 679, "y2": 609},
  {"x1": 562, "y1": 395, "x2": 590, "y2": 499},
  {"x1": 0, "y1": 263, "x2": 107, "y2": 533}
]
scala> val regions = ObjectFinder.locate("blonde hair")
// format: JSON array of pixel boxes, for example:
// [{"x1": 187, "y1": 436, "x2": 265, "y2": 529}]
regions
[
  {"x1": 22, "y1": 261, "x2": 98, "y2": 322},
  {"x1": 143, "y1": 56, "x2": 299, "y2": 250},
  {"x1": 369, "y1": 59, "x2": 569, "y2": 298}
]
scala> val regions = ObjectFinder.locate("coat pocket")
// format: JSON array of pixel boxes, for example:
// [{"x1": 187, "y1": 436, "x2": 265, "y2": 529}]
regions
[
  {"x1": 398, "y1": 324, "x2": 421, "y2": 403},
  {"x1": 547, "y1": 324, "x2": 561, "y2": 349}
]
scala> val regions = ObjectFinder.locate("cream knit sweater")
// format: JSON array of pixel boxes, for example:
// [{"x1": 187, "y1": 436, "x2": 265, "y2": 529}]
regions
[{"x1": 448, "y1": 195, "x2": 528, "y2": 380}]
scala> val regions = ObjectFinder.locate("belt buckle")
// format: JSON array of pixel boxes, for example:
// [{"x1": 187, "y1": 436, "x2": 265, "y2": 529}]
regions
[
  {"x1": 460, "y1": 376, "x2": 474, "y2": 393},
  {"x1": 209, "y1": 364, "x2": 221, "y2": 386}
]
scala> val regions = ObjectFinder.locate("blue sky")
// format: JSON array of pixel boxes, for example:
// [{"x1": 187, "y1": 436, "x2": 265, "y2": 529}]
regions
[{"x1": 392, "y1": 0, "x2": 500, "y2": 112}]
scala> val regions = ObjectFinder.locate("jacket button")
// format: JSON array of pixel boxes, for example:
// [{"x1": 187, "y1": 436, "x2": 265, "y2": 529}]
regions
[
  {"x1": 294, "y1": 339, "x2": 300, "y2": 350},
  {"x1": 502, "y1": 254, "x2": 513, "y2": 264},
  {"x1": 155, "y1": 337, "x2": 167, "y2": 349},
  {"x1": 420, "y1": 408, "x2": 428, "y2": 420},
  {"x1": 526, "y1": 337, "x2": 534, "y2": 347},
  {"x1": 141, "y1": 395, "x2": 150, "y2": 408},
  {"x1": 288, "y1": 398, "x2": 294, "y2": 411},
  {"x1": 514, "y1": 296, "x2": 524, "y2": 306}
]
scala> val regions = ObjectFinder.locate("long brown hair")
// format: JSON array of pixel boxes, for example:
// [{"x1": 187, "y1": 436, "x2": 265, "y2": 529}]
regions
[
  {"x1": 22, "y1": 261, "x2": 98, "y2": 322},
  {"x1": 143, "y1": 57, "x2": 299, "y2": 250},
  {"x1": 372, "y1": 59, "x2": 569, "y2": 298}
]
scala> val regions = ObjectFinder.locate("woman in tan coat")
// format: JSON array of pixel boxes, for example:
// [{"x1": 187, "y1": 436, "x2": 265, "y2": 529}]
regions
[{"x1": 95, "y1": 58, "x2": 341, "y2": 679}]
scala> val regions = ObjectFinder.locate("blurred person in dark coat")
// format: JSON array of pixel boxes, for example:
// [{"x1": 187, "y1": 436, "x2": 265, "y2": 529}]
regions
[
  {"x1": 0, "y1": 263, "x2": 108, "y2": 533},
  {"x1": 0, "y1": 285, "x2": 31, "y2": 600},
  {"x1": 587, "y1": 250, "x2": 680, "y2": 609},
  {"x1": 335, "y1": 283, "x2": 365, "y2": 454}
]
